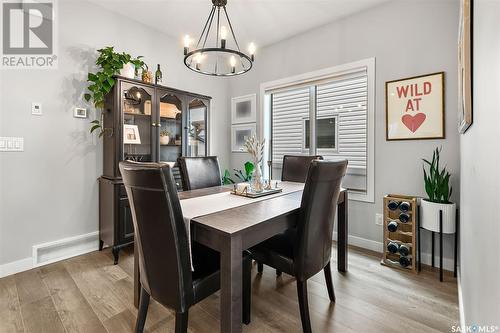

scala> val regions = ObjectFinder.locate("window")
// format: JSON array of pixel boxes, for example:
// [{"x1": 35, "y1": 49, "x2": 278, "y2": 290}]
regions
[
  {"x1": 304, "y1": 117, "x2": 337, "y2": 150},
  {"x1": 261, "y1": 58, "x2": 375, "y2": 202}
]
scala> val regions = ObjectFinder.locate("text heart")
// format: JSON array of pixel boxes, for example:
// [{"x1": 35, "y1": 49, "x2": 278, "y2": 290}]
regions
[{"x1": 401, "y1": 113, "x2": 426, "y2": 133}]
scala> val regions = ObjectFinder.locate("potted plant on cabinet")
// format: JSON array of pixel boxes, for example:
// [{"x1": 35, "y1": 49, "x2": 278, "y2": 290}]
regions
[
  {"x1": 421, "y1": 147, "x2": 456, "y2": 233},
  {"x1": 85, "y1": 46, "x2": 145, "y2": 136},
  {"x1": 159, "y1": 130, "x2": 171, "y2": 145}
]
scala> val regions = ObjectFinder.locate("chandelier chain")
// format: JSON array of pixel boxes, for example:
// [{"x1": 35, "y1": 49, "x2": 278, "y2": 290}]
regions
[
  {"x1": 222, "y1": 6, "x2": 241, "y2": 52},
  {"x1": 196, "y1": 6, "x2": 215, "y2": 48}
]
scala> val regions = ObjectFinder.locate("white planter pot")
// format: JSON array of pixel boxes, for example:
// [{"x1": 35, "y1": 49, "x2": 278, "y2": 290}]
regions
[
  {"x1": 120, "y1": 63, "x2": 135, "y2": 79},
  {"x1": 421, "y1": 199, "x2": 456, "y2": 234},
  {"x1": 160, "y1": 136, "x2": 170, "y2": 145}
]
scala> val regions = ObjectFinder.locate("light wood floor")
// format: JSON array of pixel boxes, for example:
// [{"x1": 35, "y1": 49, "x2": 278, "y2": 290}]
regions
[{"x1": 0, "y1": 246, "x2": 459, "y2": 333}]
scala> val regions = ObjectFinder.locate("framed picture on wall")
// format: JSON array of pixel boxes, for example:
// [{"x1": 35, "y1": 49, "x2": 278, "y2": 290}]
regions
[
  {"x1": 458, "y1": 0, "x2": 473, "y2": 134},
  {"x1": 231, "y1": 123, "x2": 256, "y2": 152},
  {"x1": 231, "y1": 94, "x2": 256, "y2": 124},
  {"x1": 386, "y1": 72, "x2": 445, "y2": 141}
]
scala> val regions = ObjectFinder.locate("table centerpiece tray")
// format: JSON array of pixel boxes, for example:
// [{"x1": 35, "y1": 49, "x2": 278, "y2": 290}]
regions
[{"x1": 230, "y1": 187, "x2": 283, "y2": 198}]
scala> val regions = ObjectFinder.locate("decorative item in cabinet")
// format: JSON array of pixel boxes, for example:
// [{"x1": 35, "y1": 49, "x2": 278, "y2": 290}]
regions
[
  {"x1": 381, "y1": 194, "x2": 418, "y2": 273},
  {"x1": 160, "y1": 102, "x2": 181, "y2": 119}
]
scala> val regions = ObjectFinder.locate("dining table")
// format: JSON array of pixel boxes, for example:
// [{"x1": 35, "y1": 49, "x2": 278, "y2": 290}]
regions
[{"x1": 133, "y1": 183, "x2": 348, "y2": 333}]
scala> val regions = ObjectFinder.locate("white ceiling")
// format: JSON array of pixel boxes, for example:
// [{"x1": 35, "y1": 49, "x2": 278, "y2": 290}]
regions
[{"x1": 90, "y1": 0, "x2": 390, "y2": 49}]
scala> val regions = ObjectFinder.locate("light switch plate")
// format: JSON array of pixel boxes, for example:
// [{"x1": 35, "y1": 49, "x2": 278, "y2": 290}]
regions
[
  {"x1": 32, "y1": 102, "x2": 42, "y2": 115},
  {"x1": 375, "y1": 213, "x2": 383, "y2": 226},
  {"x1": 0, "y1": 137, "x2": 24, "y2": 152}
]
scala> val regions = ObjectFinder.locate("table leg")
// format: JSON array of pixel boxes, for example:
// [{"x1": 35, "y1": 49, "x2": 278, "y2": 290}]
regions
[
  {"x1": 337, "y1": 191, "x2": 348, "y2": 272},
  {"x1": 220, "y1": 236, "x2": 243, "y2": 333}
]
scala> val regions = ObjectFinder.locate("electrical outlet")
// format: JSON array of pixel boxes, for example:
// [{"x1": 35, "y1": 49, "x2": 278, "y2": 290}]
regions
[
  {"x1": 375, "y1": 213, "x2": 383, "y2": 226},
  {"x1": 32, "y1": 102, "x2": 42, "y2": 115}
]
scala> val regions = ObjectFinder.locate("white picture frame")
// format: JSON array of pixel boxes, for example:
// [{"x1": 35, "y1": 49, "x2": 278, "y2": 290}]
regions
[
  {"x1": 123, "y1": 124, "x2": 141, "y2": 144},
  {"x1": 231, "y1": 94, "x2": 256, "y2": 124},
  {"x1": 231, "y1": 123, "x2": 256, "y2": 152}
]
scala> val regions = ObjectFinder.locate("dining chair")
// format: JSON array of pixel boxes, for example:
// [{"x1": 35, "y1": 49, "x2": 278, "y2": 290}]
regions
[
  {"x1": 177, "y1": 156, "x2": 222, "y2": 191},
  {"x1": 257, "y1": 154, "x2": 323, "y2": 276},
  {"x1": 281, "y1": 155, "x2": 323, "y2": 183},
  {"x1": 250, "y1": 160, "x2": 347, "y2": 333},
  {"x1": 119, "y1": 161, "x2": 251, "y2": 333}
]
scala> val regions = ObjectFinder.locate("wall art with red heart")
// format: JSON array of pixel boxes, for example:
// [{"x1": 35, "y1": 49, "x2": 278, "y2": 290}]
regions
[{"x1": 386, "y1": 72, "x2": 445, "y2": 140}]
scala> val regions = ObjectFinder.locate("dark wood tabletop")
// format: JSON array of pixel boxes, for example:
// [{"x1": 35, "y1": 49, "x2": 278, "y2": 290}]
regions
[{"x1": 134, "y1": 186, "x2": 348, "y2": 333}]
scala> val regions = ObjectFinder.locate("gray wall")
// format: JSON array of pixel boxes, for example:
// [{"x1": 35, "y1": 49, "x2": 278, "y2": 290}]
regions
[
  {"x1": 228, "y1": 0, "x2": 460, "y2": 261},
  {"x1": 459, "y1": 0, "x2": 500, "y2": 326},
  {"x1": 0, "y1": 1, "x2": 231, "y2": 265}
]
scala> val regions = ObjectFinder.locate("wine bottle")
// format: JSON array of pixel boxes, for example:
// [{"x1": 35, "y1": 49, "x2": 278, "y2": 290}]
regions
[
  {"x1": 387, "y1": 200, "x2": 399, "y2": 211},
  {"x1": 398, "y1": 244, "x2": 410, "y2": 256},
  {"x1": 399, "y1": 256, "x2": 411, "y2": 267},
  {"x1": 387, "y1": 241, "x2": 399, "y2": 254},
  {"x1": 387, "y1": 220, "x2": 398, "y2": 232},
  {"x1": 399, "y1": 201, "x2": 411, "y2": 212},
  {"x1": 155, "y1": 64, "x2": 162, "y2": 84},
  {"x1": 399, "y1": 212, "x2": 410, "y2": 223}
]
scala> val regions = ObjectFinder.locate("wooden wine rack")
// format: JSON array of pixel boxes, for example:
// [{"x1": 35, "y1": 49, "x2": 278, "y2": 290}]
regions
[{"x1": 381, "y1": 194, "x2": 418, "y2": 273}]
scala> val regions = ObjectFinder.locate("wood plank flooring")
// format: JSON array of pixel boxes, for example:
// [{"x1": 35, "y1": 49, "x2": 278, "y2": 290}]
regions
[{"x1": 0, "y1": 246, "x2": 459, "y2": 332}]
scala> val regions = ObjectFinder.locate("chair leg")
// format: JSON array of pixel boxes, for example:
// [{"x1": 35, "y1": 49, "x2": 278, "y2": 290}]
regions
[
  {"x1": 175, "y1": 311, "x2": 189, "y2": 333},
  {"x1": 257, "y1": 262, "x2": 263, "y2": 273},
  {"x1": 243, "y1": 258, "x2": 252, "y2": 325},
  {"x1": 323, "y1": 262, "x2": 336, "y2": 302},
  {"x1": 134, "y1": 287, "x2": 150, "y2": 333},
  {"x1": 297, "y1": 280, "x2": 312, "y2": 333}
]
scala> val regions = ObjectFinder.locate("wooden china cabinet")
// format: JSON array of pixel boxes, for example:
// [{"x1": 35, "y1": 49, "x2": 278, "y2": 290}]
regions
[{"x1": 99, "y1": 76, "x2": 211, "y2": 264}]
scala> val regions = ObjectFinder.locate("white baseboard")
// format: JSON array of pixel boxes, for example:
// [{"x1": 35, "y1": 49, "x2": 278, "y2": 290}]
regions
[
  {"x1": 0, "y1": 257, "x2": 32, "y2": 278},
  {"x1": 0, "y1": 231, "x2": 99, "y2": 278},
  {"x1": 332, "y1": 232, "x2": 455, "y2": 271}
]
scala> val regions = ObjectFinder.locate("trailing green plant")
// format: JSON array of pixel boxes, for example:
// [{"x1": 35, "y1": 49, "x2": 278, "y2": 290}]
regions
[
  {"x1": 422, "y1": 147, "x2": 452, "y2": 204},
  {"x1": 234, "y1": 161, "x2": 255, "y2": 182},
  {"x1": 84, "y1": 46, "x2": 145, "y2": 135},
  {"x1": 222, "y1": 169, "x2": 235, "y2": 185}
]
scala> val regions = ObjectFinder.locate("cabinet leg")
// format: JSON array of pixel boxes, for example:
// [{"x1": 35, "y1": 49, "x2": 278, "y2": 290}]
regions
[
  {"x1": 112, "y1": 246, "x2": 120, "y2": 265},
  {"x1": 439, "y1": 210, "x2": 443, "y2": 282},
  {"x1": 99, "y1": 239, "x2": 104, "y2": 251},
  {"x1": 431, "y1": 231, "x2": 435, "y2": 268}
]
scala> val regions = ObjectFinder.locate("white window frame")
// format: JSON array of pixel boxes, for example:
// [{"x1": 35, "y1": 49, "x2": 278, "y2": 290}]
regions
[{"x1": 260, "y1": 58, "x2": 375, "y2": 203}]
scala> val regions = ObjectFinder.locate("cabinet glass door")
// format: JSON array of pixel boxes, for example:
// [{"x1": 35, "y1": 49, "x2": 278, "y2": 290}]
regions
[
  {"x1": 122, "y1": 85, "x2": 153, "y2": 162},
  {"x1": 187, "y1": 99, "x2": 208, "y2": 157},
  {"x1": 158, "y1": 92, "x2": 183, "y2": 163}
]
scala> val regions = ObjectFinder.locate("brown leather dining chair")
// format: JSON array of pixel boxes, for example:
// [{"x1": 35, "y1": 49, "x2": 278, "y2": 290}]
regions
[
  {"x1": 281, "y1": 155, "x2": 323, "y2": 183},
  {"x1": 250, "y1": 160, "x2": 347, "y2": 333},
  {"x1": 257, "y1": 154, "x2": 323, "y2": 276},
  {"x1": 177, "y1": 156, "x2": 222, "y2": 191},
  {"x1": 119, "y1": 161, "x2": 251, "y2": 333}
]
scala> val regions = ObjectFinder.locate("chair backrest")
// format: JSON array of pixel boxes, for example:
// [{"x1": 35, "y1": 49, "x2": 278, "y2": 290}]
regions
[
  {"x1": 281, "y1": 155, "x2": 323, "y2": 183},
  {"x1": 177, "y1": 156, "x2": 222, "y2": 191},
  {"x1": 119, "y1": 161, "x2": 193, "y2": 312},
  {"x1": 294, "y1": 160, "x2": 348, "y2": 280}
]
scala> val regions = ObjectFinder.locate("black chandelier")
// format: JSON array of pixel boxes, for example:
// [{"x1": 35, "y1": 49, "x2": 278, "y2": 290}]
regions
[{"x1": 183, "y1": 0, "x2": 255, "y2": 76}]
